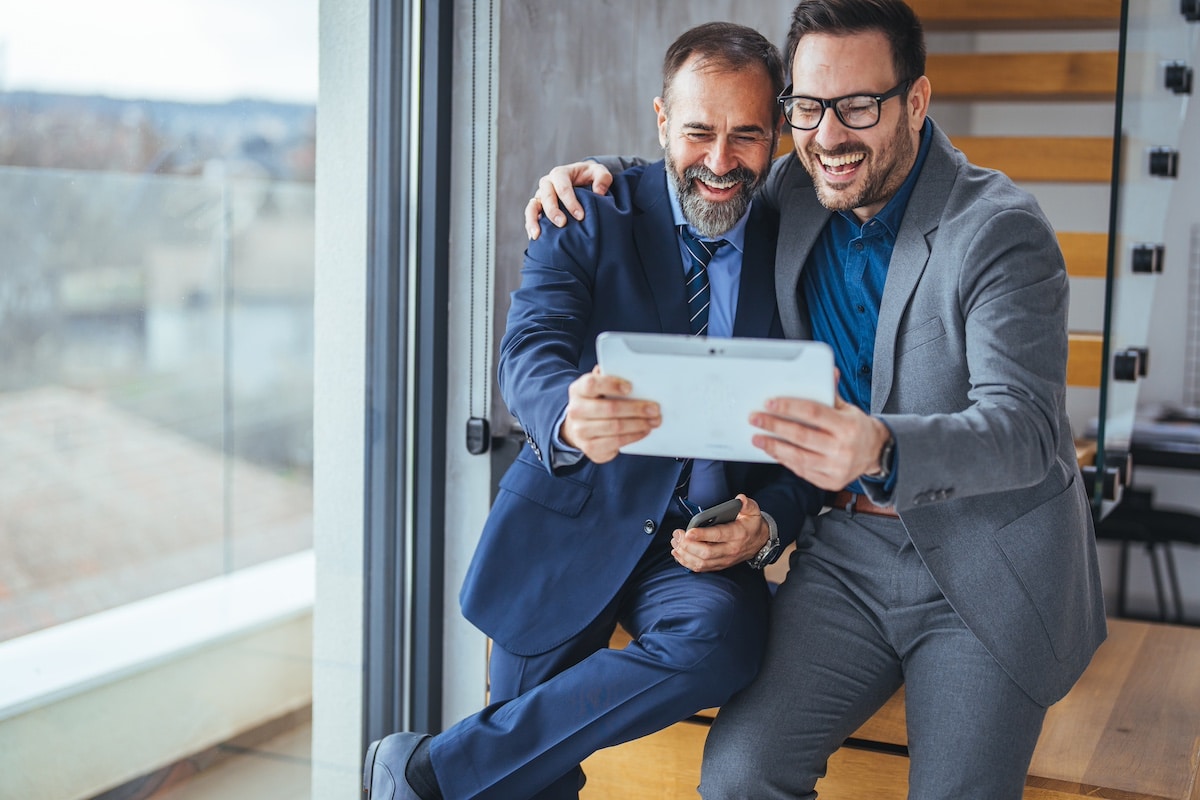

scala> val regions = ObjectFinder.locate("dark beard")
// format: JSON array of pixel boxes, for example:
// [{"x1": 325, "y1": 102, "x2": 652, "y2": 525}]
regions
[
  {"x1": 665, "y1": 150, "x2": 763, "y2": 238},
  {"x1": 805, "y1": 112, "x2": 914, "y2": 214}
]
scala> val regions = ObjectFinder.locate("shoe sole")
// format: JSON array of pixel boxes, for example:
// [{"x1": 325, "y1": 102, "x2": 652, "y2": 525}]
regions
[{"x1": 363, "y1": 739, "x2": 381, "y2": 794}]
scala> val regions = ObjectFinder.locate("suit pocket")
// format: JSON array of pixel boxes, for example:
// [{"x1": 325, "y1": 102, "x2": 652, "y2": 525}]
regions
[
  {"x1": 991, "y1": 475, "x2": 1089, "y2": 662},
  {"x1": 497, "y1": 456, "x2": 593, "y2": 517},
  {"x1": 897, "y1": 316, "x2": 946, "y2": 354}
]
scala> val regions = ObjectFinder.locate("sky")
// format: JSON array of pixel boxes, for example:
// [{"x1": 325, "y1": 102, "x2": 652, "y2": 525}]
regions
[{"x1": 0, "y1": 0, "x2": 317, "y2": 104}]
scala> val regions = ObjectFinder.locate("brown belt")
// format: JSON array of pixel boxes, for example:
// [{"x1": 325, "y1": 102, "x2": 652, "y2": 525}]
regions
[{"x1": 826, "y1": 490, "x2": 900, "y2": 518}]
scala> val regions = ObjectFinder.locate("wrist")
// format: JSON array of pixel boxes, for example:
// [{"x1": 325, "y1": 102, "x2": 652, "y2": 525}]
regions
[
  {"x1": 748, "y1": 511, "x2": 781, "y2": 570},
  {"x1": 864, "y1": 424, "x2": 895, "y2": 481}
]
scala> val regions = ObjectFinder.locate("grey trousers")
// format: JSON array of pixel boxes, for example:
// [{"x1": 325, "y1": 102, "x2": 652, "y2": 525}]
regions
[{"x1": 698, "y1": 509, "x2": 1047, "y2": 800}]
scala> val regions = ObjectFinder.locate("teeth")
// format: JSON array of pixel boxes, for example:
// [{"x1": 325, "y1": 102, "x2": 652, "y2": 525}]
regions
[
  {"x1": 702, "y1": 177, "x2": 738, "y2": 189},
  {"x1": 820, "y1": 153, "x2": 865, "y2": 168}
]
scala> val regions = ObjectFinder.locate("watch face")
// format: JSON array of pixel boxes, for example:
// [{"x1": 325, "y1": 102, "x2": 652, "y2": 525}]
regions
[{"x1": 751, "y1": 542, "x2": 781, "y2": 569}]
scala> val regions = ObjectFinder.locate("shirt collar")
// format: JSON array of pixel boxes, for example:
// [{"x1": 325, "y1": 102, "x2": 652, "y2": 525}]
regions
[
  {"x1": 665, "y1": 168, "x2": 751, "y2": 253},
  {"x1": 836, "y1": 117, "x2": 933, "y2": 236}
]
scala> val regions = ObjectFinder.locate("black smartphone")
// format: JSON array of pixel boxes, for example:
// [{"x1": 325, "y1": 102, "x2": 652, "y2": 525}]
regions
[{"x1": 686, "y1": 497, "x2": 743, "y2": 530}]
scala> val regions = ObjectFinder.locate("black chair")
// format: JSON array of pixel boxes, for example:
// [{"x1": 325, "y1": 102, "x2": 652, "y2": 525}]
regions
[{"x1": 1095, "y1": 487, "x2": 1200, "y2": 624}]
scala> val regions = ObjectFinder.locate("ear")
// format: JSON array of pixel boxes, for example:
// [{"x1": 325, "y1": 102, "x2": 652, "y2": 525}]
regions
[
  {"x1": 906, "y1": 75, "x2": 931, "y2": 132},
  {"x1": 654, "y1": 96, "x2": 669, "y2": 147}
]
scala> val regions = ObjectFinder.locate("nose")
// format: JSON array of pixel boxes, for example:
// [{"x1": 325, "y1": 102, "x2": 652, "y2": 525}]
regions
[
  {"x1": 812, "y1": 107, "x2": 851, "y2": 149},
  {"x1": 705, "y1": 137, "x2": 737, "y2": 176}
]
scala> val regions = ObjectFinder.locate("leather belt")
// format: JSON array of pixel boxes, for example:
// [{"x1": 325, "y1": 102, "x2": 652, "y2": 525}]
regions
[{"x1": 826, "y1": 490, "x2": 899, "y2": 518}]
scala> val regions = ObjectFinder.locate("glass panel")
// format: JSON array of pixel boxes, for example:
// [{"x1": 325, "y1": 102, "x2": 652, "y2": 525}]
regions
[
  {"x1": 0, "y1": 1, "x2": 316, "y2": 797},
  {"x1": 1096, "y1": 4, "x2": 1199, "y2": 512},
  {"x1": 0, "y1": 168, "x2": 229, "y2": 638}
]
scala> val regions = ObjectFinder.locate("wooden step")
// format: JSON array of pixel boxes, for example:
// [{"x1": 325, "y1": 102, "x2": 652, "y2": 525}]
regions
[
  {"x1": 580, "y1": 718, "x2": 707, "y2": 798},
  {"x1": 1059, "y1": 232, "x2": 1109, "y2": 278},
  {"x1": 778, "y1": 138, "x2": 1113, "y2": 183},
  {"x1": 583, "y1": 621, "x2": 1200, "y2": 799},
  {"x1": 1068, "y1": 332, "x2": 1104, "y2": 388},
  {"x1": 950, "y1": 136, "x2": 1113, "y2": 183},
  {"x1": 909, "y1": 0, "x2": 1120, "y2": 31},
  {"x1": 928, "y1": 52, "x2": 1118, "y2": 101}
]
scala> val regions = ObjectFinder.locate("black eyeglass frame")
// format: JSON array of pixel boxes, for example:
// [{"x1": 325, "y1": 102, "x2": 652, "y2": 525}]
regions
[{"x1": 777, "y1": 79, "x2": 913, "y2": 131}]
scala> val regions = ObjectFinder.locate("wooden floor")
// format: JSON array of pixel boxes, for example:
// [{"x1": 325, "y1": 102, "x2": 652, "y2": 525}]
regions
[{"x1": 581, "y1": 618, "x2": 1200, "y2": 799}]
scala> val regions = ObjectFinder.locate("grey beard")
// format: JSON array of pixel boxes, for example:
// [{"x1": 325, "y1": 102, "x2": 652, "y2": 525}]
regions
[{"x1": 666, "y1": 157, "x2": 761, "y2": 239}]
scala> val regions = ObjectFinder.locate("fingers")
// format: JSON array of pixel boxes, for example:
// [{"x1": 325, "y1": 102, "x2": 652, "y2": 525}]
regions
[
  {"x1": 588, "y1": 170, "x2": 613, "y2": 196},
  {"x1": 524, "y1": 162, "x2": 615, "y2": 239},
  {"x1": 748, "y1": 398, "x2": 882, "y2": 490},
  {"x1": 524, "y1": 195, "x2": 545, "y2": 240},
  {"x1": 560, "y1": 369, "x2": 660, "y2": 462},
  {"x1": 671, "y1": 495, "x2": 766, "y2": 572}
]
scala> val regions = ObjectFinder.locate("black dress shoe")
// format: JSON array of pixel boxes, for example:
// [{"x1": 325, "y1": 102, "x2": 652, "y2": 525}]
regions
[{"x1": 363, "y1": 732, "x2": 428, "y2": 799}]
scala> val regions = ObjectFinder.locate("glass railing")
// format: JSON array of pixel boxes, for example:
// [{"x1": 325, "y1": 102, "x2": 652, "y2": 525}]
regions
[
  {"x1": 0, "y1": 165, "x2": 314, "y2": 644},
  {"x1": 1094, "y1": 4, "x2": 1199, "y2": 513}
]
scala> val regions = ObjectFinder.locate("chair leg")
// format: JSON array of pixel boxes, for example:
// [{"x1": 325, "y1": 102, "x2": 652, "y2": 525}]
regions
[
  {"x1": 1117, "y1": 540, "x2": 1130, "y2": 618},
  {"x1": 1146, "y1": 543, "x2": 1168, "y2": 621},
  {"x1": 1163, "y1": 544, "x2": 1184, "y2": 624}
]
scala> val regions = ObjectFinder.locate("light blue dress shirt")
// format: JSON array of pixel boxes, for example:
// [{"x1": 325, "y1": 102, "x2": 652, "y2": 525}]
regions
[{"x1": 552, "y1": 169, "x2": 753, "y2": 513}]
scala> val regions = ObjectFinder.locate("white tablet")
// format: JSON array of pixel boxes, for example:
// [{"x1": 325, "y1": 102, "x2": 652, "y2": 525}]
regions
[{"x1": 595, "y1": 331, "x2": 835, "y2": 462}]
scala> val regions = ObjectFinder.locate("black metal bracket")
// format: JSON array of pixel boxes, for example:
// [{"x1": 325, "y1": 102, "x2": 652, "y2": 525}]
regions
[
  {"x1": 1149, "y1": 147, "x2": 1179, "y2": 178},
  {"x1": 1113, "y1": 349, "x2": 1145, "y2": 381},
  {"x1": 1131, "y1": 243, "x2": 1166, "y2": 274},
  {"x1": 1165, "y1": 61, "x2": 1194, "y2": 94}
]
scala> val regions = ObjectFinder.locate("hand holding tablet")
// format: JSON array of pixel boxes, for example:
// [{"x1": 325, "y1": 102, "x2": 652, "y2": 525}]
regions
[{"x1": 595, "y1": 331, "x2": 835, "y2": 462}]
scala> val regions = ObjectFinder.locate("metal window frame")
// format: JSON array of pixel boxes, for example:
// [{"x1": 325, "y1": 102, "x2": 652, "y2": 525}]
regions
[{"x1": 362, "y1": 0, "x2": 454, "y2": 742}]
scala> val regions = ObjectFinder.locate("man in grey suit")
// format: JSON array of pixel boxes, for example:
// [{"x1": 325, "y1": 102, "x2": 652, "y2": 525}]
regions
[{"x1": 526, "y1": 1, "x2": 1107, "y2": 797}]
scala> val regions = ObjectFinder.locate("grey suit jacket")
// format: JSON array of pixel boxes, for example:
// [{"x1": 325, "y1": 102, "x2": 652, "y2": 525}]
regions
[{"x1": 764, "y1": 120, "x2": 1106, "y2": 705}]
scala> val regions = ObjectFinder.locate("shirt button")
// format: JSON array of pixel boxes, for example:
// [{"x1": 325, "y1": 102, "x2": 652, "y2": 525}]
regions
[
  {"x1": 643, "y1": 520, "x2": 656, "y2": 535},
  {"x1": 860, "y1": 364, "x2": 871, "y2": 375},
  {"x1": 856, "y1": 304, "x2": 866, "y2": 313},
  {"x1": 853, "y1": 241, "x2": 864, "y2": 252}
]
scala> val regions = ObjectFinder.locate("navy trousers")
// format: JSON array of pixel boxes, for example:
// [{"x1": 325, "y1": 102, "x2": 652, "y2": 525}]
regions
[{"x1": 429, "y1": 531, "x2": 769, "y2": 800}]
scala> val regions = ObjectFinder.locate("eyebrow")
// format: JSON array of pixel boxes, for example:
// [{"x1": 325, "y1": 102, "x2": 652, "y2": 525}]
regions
[{"x1": 680, "y1": 121, "x2": 769, "y2": 135}]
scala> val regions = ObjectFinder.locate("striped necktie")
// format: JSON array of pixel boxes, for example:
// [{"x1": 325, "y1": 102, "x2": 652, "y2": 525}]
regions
[
  {"x1": 674, "y1": 225, "x2": 726, "y2": 517},
  {"x1": 678, "y1": 225, "x2": 726, "y2": 337}
]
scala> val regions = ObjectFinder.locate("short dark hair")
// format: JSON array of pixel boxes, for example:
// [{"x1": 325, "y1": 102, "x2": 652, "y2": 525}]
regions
[
  {"x1": 784, "y1": 0, "x2": 925, "y2": 86},
  {"x1": 662, "y1": 21, "x2": 786, "y2": 108}
]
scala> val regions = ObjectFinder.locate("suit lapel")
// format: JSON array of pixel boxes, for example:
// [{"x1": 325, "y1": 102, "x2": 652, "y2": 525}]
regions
[
  {"x1": 775, "y1": 156, "x2": 832, "y2": 341},
  {"x1": 632, "y1": 161, "x2": 691, "y2": 335},
  {"x1": 871, "y1": 122, "x2": 957, "y2": 411}
]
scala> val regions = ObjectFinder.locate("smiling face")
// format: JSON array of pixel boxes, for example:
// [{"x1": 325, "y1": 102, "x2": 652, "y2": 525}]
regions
[
  {"x1": 656, "y1": 56, "x2": 779, "y2": 238},
  {"x1": 790, "y1": 30, "x2": 929, "y2": 223}
]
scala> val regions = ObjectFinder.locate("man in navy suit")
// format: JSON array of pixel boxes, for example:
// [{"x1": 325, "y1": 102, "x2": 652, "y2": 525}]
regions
[{"x1": 363, "y1": 21, "x2": 822, "y2": 800}]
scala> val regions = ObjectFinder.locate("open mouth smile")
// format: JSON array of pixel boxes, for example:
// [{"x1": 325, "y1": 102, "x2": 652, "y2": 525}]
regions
[
  {"x1": 818, "y1": 152, "x2": 866, "y2": 179},
  {"x1": 694, "y1": 176, "x2": 741, "y2": 199}
]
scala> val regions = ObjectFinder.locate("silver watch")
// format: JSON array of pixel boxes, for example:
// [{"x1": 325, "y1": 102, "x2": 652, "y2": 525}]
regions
[{"x1": 748, "y1": 511, "x2": 782, "y2": 570}]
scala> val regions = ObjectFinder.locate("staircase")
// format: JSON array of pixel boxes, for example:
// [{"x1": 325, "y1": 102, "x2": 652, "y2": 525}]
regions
[{"x1": 919, "y1": 0, "x2": 1121, "y2": 389}]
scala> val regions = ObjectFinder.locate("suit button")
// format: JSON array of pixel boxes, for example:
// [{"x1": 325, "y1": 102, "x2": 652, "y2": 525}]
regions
[{"x1": 643, "y1": 520, "x2": 656, "y2": 535}]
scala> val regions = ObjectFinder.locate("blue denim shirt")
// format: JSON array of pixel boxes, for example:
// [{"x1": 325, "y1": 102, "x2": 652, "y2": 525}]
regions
[{"x1": 804, "y1": 119, "x2": 932, "y2": 492}]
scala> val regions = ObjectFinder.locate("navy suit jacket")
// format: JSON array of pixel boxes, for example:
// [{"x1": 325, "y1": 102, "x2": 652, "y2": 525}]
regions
[{"x1": 460, "y1": 161, "x2": 821, "y2": 656}]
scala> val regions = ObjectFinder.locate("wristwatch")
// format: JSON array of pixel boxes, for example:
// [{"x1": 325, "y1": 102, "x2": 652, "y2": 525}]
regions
[
  {"x1": 748, "y1": 511, "x2": 782, "y2": 570},
  {"x1": 872, "y1": 434, "x2": 896, "y2": 481}
]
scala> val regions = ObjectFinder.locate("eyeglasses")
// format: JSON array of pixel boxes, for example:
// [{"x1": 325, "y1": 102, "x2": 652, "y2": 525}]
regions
[{"x1": 777, "y1": 79, "x2": 912, "y2": 131}]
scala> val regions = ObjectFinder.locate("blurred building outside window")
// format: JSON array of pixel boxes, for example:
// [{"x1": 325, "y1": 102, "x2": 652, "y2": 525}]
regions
[{"x1": 0, "y1": 0, "x2": 317, "y2": 644}]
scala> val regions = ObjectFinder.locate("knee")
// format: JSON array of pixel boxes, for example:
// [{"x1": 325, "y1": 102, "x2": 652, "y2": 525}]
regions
[
  {"x1": 672, "y1": 637, "x2": 762, "y2": 710},
  {"x1": 700, "y1": 725, "x2": 813, "y2": 800},
  {"x1": 674, "y1": 599, "x2": 767, "y2": 703}
]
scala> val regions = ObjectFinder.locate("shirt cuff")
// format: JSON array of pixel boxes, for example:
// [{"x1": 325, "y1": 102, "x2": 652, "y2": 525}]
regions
[{"x1": 549, "y1": 408, "x2": 584, "y2": 469}]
